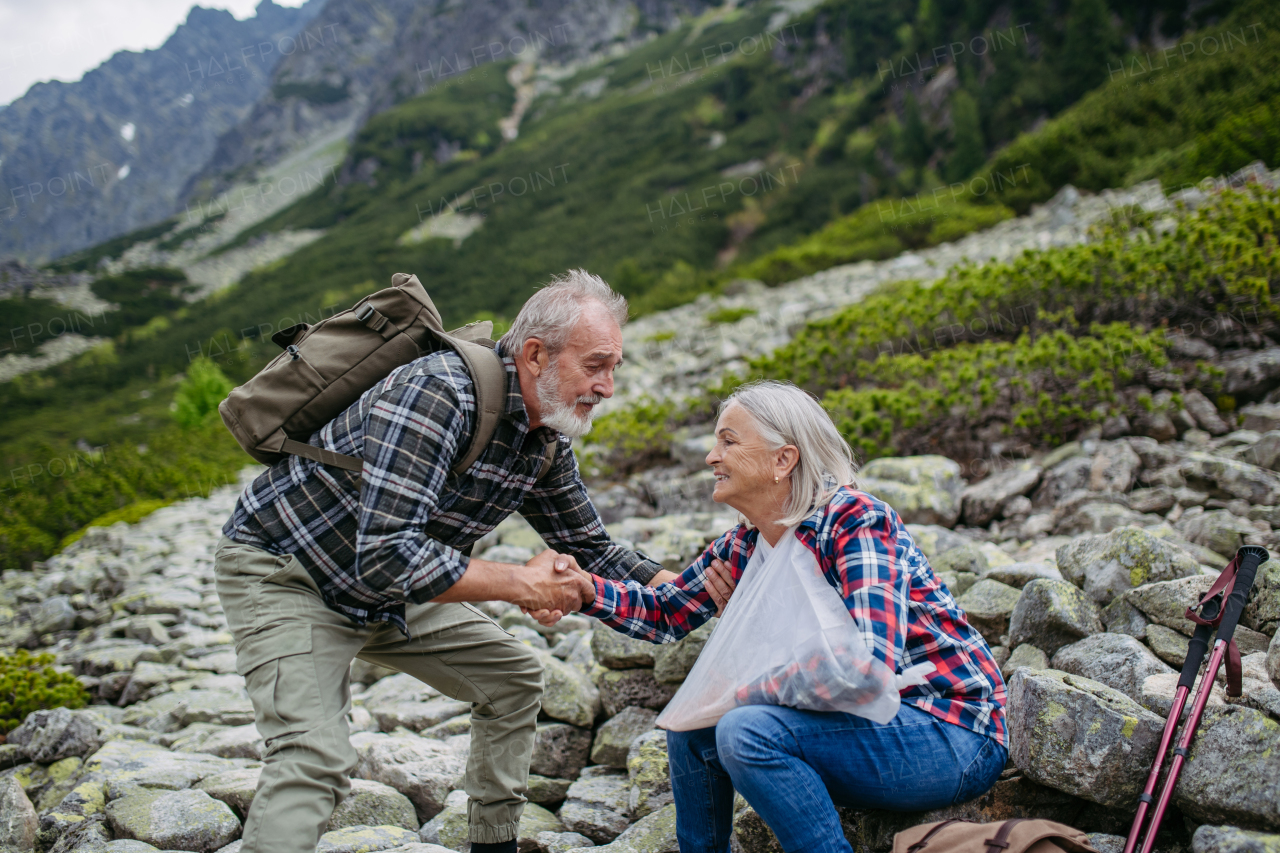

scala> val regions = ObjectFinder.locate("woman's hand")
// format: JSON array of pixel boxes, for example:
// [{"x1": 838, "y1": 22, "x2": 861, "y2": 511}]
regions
[
  {"x1": 706, "y1": 558, "x2": 737, "y2": 616},
  {"x1": 522, "y1": 560, "x2": 597, "y2": 627}
]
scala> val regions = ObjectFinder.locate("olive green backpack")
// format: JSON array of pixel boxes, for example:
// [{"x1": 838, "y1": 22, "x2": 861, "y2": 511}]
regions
[{"x1": 218, "y1": 272, "x2": 555, "y2": 479}]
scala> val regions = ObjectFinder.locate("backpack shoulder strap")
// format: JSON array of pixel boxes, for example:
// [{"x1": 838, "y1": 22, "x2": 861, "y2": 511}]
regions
[
  {"x1": 536, "y1": 440, "x2": 558, "y2": 482},
  {"x1": 448, "y1": 339, "x2": 506, "y2": 475}
]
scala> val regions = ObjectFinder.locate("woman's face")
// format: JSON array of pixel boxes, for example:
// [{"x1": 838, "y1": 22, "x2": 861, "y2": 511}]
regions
[{"x1": 706, "y1": 402, "x2": 782, "y2": 510}]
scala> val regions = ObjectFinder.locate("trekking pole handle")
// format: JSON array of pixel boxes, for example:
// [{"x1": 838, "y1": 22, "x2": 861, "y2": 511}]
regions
[
  {"x1": 1215, "y1": 546, "x2": 1269, "y2": 646},
  {"x1": 1177, "y1": 619, "x2": 1218, "y2": 691}
]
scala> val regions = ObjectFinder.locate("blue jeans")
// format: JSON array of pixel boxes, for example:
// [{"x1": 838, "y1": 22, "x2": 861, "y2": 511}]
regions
[{"x1": 666, "y1": 702, "x2": 1007, "y2": 853}]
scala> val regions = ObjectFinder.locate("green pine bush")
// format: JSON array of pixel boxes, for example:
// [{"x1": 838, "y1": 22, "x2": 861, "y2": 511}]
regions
[
  {"x1": 173, "y1": 358, "x2": 234, "y2": 429},
  {"x1": 0, "y1": 649, "x2": 89, "y2": 735}
]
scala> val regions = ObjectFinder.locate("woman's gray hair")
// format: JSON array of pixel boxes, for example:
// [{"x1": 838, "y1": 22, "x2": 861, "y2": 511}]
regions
[
  {"x1": 499, "y1": 269, "x2": 629, "y2": 356},
  {"x1": 722, "y1": 380, "x2": 859, "y2": 526}
]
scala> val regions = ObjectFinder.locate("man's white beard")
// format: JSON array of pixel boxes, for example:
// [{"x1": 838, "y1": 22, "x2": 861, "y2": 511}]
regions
[{"x1": 536, "y1": 359, "x2": 601, "y2": 438}]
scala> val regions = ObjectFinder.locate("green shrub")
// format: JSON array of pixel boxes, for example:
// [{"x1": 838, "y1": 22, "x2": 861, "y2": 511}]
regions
[
  {"x1": 581, "y1": 397, "x2": 679, "y2": 477},
  {"x1": 0, "y1": 649, "x2": 89, "y2": 734},
  {"x1": 750, "y1": 187, "x2": 1280, "y2": 394},
  {"x1": 822, "y1": 320, "x2": 1174, "y2": 460},
  {"x1": 173, "y1": 358, "x2": 234, "y2": 429},
  {"x1": 706, "y1": 306, "x2": 758, "y2": 325},
  {"x1": 57, "y1": 499, "x2": 171, "y2": 551},
  {"x1": 0, "y1": 419, "x2": 249, "y2": 571},
  {"x1": 976, "y1": 0, "x2": 1280, "y2": 212},
  {"x1": 735, "y1": 195, "x2": 1014, "y2": 285}
]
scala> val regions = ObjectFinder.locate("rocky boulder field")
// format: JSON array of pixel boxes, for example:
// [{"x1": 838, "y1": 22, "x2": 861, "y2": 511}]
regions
[
  {"x1": 5, "y1": 171, "x2": 1280, "y2": 853},
  {"x1": 3, "y1": 417, "x2": 1280, "y2": 853}
]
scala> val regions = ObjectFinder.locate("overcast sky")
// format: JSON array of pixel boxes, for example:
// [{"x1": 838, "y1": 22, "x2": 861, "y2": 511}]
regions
[{"x1": 0, "y1": 0, "x2": 307, "y2": 106}]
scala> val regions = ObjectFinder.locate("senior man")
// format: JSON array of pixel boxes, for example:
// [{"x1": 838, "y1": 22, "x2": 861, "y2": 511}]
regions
[{"x1": 213, "y1": 270, "x2": 719, "y2": 853}]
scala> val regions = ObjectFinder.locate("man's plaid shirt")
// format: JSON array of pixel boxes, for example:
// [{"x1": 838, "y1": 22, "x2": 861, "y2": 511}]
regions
[
  {"x1": 581, "y1": 487, "x2": 1008, "y2": 746},
  {"x1": 223, "y1": 346, "x2": 662, "y2": 635}
]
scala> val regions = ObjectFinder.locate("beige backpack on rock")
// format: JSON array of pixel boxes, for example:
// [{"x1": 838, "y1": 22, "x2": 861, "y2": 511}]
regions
[
  {"x1": 219, "y1": 272, "x2": 555, "y2": 479},
  {"x1": 894, "y1": 818, "x2": 1099, "y2": 853}
]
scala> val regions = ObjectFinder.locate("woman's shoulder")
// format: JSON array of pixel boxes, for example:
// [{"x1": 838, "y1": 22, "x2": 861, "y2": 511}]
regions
[{"x1": 820, "y1": 485, "x2": 893, "y2": 527}]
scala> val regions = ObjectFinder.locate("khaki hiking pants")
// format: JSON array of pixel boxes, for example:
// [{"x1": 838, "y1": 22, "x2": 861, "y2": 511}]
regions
[{"x1": 213, "y1": 536, "x2": 543, "y2": 853}]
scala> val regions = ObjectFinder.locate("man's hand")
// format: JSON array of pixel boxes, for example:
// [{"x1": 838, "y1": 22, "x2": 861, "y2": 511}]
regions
[
  {"x1": 513, "y1": 549, "x2": 586, "y2": 615},
  {"x1": 705, "y1": 558, "x2": 736, "y2": 616},
  {"x1": 523, "y1": 553, "x2": 596, "y2": 627}
]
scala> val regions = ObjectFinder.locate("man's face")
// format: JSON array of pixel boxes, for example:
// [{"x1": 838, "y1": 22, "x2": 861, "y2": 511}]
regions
[{"x1": 530, "y1": 304, "x2": 623, "y2": 437}]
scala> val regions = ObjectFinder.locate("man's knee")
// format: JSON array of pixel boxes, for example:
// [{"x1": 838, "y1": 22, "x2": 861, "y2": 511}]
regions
[{"x1": 485, "y1": 640, "x2": 544, "y2": 712}]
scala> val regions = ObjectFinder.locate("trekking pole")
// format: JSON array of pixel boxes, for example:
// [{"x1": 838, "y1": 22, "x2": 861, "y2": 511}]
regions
[{"x1": 1124, "y1": 545, "x2": 1268, "y2": 853}]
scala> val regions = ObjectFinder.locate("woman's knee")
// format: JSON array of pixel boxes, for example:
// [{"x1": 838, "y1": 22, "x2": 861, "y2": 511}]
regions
[{"x1": 714, "y1": 706, "x2": 791, "y2": 769}]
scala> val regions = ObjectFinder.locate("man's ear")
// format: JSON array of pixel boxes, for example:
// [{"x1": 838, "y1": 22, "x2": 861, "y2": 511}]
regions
[{"x1": 521, "y1": 337, "x2": 549, "y2": 376}]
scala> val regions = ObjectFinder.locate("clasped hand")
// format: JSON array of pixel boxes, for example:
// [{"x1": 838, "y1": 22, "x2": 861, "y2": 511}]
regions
[{"x1": 518, "y1": 549, "x2": 595, "y2": 627}]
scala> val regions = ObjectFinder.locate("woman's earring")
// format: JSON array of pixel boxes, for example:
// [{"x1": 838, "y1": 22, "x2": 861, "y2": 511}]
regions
[{"x1": 774, "y1": 476, "x2": 779, "y2": 484}]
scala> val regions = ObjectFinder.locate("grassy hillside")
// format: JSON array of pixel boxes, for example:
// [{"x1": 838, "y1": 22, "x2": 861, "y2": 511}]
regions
[
  {"x1": 0, "y1": 0, "x2": 1271, "y2": 569},
  {"x1": 589, "y1": 185, "x2": 1280, "y2": 475}
]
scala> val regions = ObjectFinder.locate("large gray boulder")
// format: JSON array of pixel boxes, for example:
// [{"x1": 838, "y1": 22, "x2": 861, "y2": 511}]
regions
[
  {"x1": 653, "y1": 620, "x2": 715, "y2": 684},
  {"x1": 1178, "y1": 510, "x2": 1262, "y2": 559},
  {"x1": 1243, "y1": 559, "x2": 1280, "y2": 637},
  {"x1": 558, "y1": 771, "x2": 632, "y2": 843},
  {"x1": 1175, "y1": 706, "x2": 1280, "y2": 830},
  {"x1": 537, "y1": 651, "x2": 601, "y2": 727},
  {"x1": 591, "y1": 630, "x2": 656, "y2": 670},
  {"x1": 316, "y1": 825, "x2": 420, "y2": 853},
  {"x1": 962, "y1": 463, "x2": 1042, "y2": 527},
  {"x1": 984, "y1": 562, "x2": 1063, "y2": 589},
  {"x1": 105, "y1": 788, "x2": 241, "y2": 852},
  {"x1": 1088, "y1": 441, "x2": 1143, "y2": 494},
  {"x1": 1179, "y1": 452, "x2": 1280, "y2": 507},
  {"x1": 1183, "y1": 389, "x2": 1231, "y2": 436},
  {"x1": 329, "y1": 780, "x2": 418, "y2": 832},
  {"x1": 419, "y1": 789, "x2": 562, "y2": 850},
  {"x1": 626, "y1": 729, "x2": 671, "y2": 819},
  {"x1": 857, "y1": 456, "x2": 965, "y2": 527},
  {"x1": 6, "y1": 708, "x2": 103, "y2": 763},
  {"x1": 527, "y1": 775, "x2": 573, "y2": 808},
  {"x1": 565, "y1": 804, "x2": 678, "y2": 853},
  {"x1": 1002, "y1": 644, "x2": 1050, "y2": 680},
  {"x1": 1007, "y1": 579, "x2": 1103, "y2": 657},
  {"x1": 530, "y1": 723, "x2": 593, "y2": 780},
  {"x1": 79, "y1": 740, "x2": 248, "y2": 799},
  {"x1": 0, "y1": 776, "x2": 38, "y2": 851},
  {"x1": 1145, "y1": 624, "x2": 1191, "y2": 667},
  {"x1": 1269, "y1": 631, "x2": 1280, "y2": 688},
  {"x1": 590, "y1": 707, "x2": 658, "y2": 769},
  {"x1": 350, "y1": 733, "x2": 467, "y2": 823},
  {"x1": 1033, "y1": 455, "x2": 1092, "y2": 510},
  {"x1": 1192, "y1": 825, "x2": 1280, "y2": 853},
  {"x1": 932, "y1": 543, "x2": 988, "y2": 577},
  {"x1": 1123, "y1": 575, "x2": 1216, "y2": 634},
  {"x1": 1055, "y1": 527, "x2": 1201, "y2": 606},
  {"x1": 956, "y1": 580, "x2": 1023, "y2": 645},
  {"x1": 1050, "y1": 633, "x2": 1175, "y2": 700},
  {"x1": 189, "y1": 724, "x2": 264, "y2": 761},
  {"x1": 371, "y1": 698, "x2": 472, "y2": 735},
  {"x1": 1005, "y1": 668, "x2": 1164, "y2": 808},
  {"x1": 594, "y1": 668, "x2": 679, "y2": 717},
  {"x1": 1101, "y1": 596, "x2": 1150, "y2": 640},
  {"x1": 197, "y1": 768, "x2": 261, "y2": 817},
  {"x1": 122, "y1": 689, "x2": 255, "y2": 732},
  {"x1": 1139, "y1": 672, "x2": 1226, "y2": 718}
]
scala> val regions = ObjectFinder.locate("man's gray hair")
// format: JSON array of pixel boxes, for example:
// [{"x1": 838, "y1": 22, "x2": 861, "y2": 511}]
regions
[
  {"x1": 722, "y1": 380, "x2": 860, "y2": 526},
  {"x1": 499, "y1": 269, "x2": 629, "y2": 356}
]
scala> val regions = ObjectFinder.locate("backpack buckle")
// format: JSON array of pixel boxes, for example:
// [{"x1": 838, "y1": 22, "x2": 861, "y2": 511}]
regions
[{"x1": 287, "y1": 345, "x2": 300, "y2": 361}]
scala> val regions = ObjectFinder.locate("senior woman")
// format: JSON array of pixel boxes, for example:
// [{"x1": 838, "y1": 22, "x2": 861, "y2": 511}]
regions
[{"x1": 559, "y1": 380, "x2": 1007, "y2": 853}]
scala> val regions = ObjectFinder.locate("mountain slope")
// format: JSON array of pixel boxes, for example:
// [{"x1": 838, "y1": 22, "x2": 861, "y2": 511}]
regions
[
  {"x1": 184, "y1": 0, "x2": 717, "y2": 202},
  {"x1": 0, "y1": 0, "x2": 324, "y2": 263}
]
